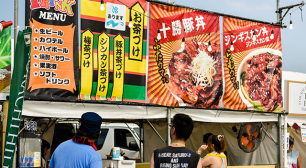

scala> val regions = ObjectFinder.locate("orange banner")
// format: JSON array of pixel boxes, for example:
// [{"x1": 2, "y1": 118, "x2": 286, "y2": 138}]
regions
[
  {"x1": 223, "y1": 17, "x2": 283, "y2": 112},
  {"x1": 27, "y1": 20, "x2": 76, "y2": 92},
  {"x1": 148, "y1": 3, "x2": 222, "y2": 108}
]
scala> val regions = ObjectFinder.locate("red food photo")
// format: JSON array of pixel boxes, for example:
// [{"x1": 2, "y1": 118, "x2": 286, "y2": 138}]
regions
[
  {"x1": 166, "y1": 39, "x2": 222, "y2": 108},
  {"x1": 240, "y1": 52, "x2": 282, "y2": 112}
]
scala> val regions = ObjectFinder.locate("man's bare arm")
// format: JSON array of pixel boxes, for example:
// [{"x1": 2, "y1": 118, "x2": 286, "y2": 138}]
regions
[
  {"x1": 197, "y1": 157, "x2": 202, "y2": 168},
  {"x1": 150, "y1": 153, "x2": 155, "y2": 168}
]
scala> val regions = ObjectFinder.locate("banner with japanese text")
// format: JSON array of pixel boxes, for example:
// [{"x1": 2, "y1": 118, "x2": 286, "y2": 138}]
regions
[
  {"x1": 25, "y1": 0, "x2": 79, "y2": 100},
  {"x1": 148, "y1": 3, "x2": 223, "y2": 108},
  {"x1": 223, "y1": 17, "x2": 283, "y2": 112},
  {"x1": 3, "y1": 29, "x2": 31, "y2": 168},
  {"x1": 80, "y1": 0, "x2": 147, "y2": 103},
  {"x1": 0, "y1": 26, "x2": 12, "y2": 100}
]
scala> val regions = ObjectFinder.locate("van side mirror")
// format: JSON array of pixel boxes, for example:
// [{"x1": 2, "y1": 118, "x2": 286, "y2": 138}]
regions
[{"x1": 129, "y1": 141, "x2": 139, "y2": 151}]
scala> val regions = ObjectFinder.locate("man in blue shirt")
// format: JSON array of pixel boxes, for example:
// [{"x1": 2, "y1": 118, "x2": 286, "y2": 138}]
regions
[{"x1": 49, "y1": 112, "x2": 103, "y2": 168}]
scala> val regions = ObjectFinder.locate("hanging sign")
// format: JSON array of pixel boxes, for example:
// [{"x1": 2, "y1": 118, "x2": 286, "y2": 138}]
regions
[
  {"x1": 147, "y1": 3, "x2": 223, "y2": 108},
  {"x1": 286, "y1": 80, "x2": 306, "y2": 115},
  {"x1": 223, "y1": 17, "x2": 283, "y2": 112},
  {"x1": 0, "y1": 26, "x2": 12, "y2": 100},
  {"x1": 80, "y1": 0, "x2": 147, "y2": 103},
  {"x1": 25, "y1": 0, "x2": 79, "y2": 100}
]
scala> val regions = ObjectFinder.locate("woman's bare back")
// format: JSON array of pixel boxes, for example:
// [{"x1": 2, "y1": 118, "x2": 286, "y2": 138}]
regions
[{"x1": 202, "y1": 156, "x2": 227, "y2": 168}]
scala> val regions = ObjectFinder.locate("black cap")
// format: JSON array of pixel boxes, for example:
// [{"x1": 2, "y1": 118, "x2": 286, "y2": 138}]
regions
[{"x1": 80, "y1": 112, "x2": 102, "y2": 132}]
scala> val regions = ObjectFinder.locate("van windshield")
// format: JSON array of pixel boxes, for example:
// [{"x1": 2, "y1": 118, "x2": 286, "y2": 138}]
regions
[
  {"x1": 94, "y1": 129, "x2": 109, "y2": 150},
  {"x1": 133, "y1": 128, "x2": 140, "y2": 138},
  {"x1": 114, "y1": 129, "x2": 136, "y2": 149}
]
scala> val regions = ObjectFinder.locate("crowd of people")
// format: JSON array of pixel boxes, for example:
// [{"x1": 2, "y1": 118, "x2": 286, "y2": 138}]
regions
[
  {"x1": 44, "y1": 112, "x2": 228, "y2": 168},
  {"x1": 44, "y1": 112, "x2": 301, "y2": 168}
]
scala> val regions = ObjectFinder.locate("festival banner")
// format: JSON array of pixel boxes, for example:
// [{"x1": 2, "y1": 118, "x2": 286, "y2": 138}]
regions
[
  {"x1": 223, "y1": 17, "x2": 283, "y2": 112},
  {"x1": 0, "y1": 26, "x2": 12, "y2": 100},
  {"x1": 25, "y1": 0, "x2": 79, "y2": 100},
  {"x1": 147, "y1": 3, "x2": 222, "y2": 108},
  {"x1": 80, "y1": 0, "x2": 147, "y2": 102},
  {"x1": 3, "y1": 29, "x2": 31, "y2": 168}
]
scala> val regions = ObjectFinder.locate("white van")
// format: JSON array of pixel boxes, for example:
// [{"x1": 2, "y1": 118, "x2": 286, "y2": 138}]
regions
[
  {"x1": 51, "y1": 123, "x2": 142, "y2": 160},
  {"x1": 95, "y1": 123, "x2": 141, "y2": 159}
]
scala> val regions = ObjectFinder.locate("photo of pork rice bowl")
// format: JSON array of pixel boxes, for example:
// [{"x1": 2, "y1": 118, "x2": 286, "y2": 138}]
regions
[
  {"x1": 237, "y1": 48, "x2": 283, "y2": 112},
  {"x1": 166, "y1": 39, "x2": 222, "y2": 108}
]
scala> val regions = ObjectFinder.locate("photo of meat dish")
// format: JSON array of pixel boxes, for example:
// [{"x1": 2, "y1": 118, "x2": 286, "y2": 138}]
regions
[
  {"x1": 240, "y1": 52, "x2": 283, "y2": 112},
  {"x1": 166, "y1": 39, "x2": 222, "y2": 108}
]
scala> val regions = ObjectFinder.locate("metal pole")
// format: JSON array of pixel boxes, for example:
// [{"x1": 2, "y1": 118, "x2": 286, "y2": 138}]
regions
[
  {"x1": 167, "y1": 108, "x2": 171, "y2": 146},
  {"x1": 14, "y1": 0, "x2": 18, "y2": 47},
  {"x1": 146, "y1": 119, "x2": 166, "y2": 143},
  {"x1": 277, "y1": 0, "x2": 280, "y2": 22},
  {"x1": 139, "y1": 120, "x2": 143, "y2": 163},
  {"x1": 278, "y1": 114, "x2": 283, "y2": 168},
  {"x1": 284, "y1": 115, "x2": 287, "y2": 168}
]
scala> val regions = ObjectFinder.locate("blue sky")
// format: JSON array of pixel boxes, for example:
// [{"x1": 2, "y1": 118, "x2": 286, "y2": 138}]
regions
[{"x1": 1, "y1": 0, "x2": 305, "y2": 73}]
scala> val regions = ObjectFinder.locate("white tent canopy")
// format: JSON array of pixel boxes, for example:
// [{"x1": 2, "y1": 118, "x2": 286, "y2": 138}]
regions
[{"x1": 22, "y1": 100, "x2": 279, "y2": 122}]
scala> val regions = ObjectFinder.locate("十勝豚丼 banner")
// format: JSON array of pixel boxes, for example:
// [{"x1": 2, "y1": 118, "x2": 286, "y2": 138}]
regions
[
  {"x1": 223, "y1": 17, "x2": 283, "y2": 112},
  {"x1": 25, "y1": 0, "x2": 79, "y2": 100},
  {"x1": 147, "y1": 3, "x2": 223, "y2": 108},
  {"x1": 80, "y1": 0, "x2": 147, "y2": 103}
]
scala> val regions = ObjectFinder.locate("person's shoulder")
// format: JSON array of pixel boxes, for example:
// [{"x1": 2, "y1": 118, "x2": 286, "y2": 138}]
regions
[
  {"x1": 154, "y1": 146, "x2": 171, "y2": 152},
  {"x1": 91, "y1": 150, "x2": 102, "y2": 158},
  {"x1": 187, "y1": 149, "x2": 200, "y2": 159},
  {"x1": 55, "y1": 139, "x2": 73, "y2": 149},
  {"x1": 293, "y1": 150, "x2": 299, "y2": 156}
]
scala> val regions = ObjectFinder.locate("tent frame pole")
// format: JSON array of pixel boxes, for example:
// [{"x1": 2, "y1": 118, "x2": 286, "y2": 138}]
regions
[
  {"x1": 284, "y1": 114, "x2": 287, "y2": 168},
  {"x1": 139, "y1": 120, "x2": 143, "y2": 163},
  {"x1": 14, "y1": 0, "x2": 18, "y2": 47},
  {"x1": 278, "y1": 114, "x2": 283, "y2": 168},
  {"x1": 146, "y1": 119, "x2": 166, "y2": 143},
  {"x1": 167, "y1": 108, "x2": 171, "y2": 146}
]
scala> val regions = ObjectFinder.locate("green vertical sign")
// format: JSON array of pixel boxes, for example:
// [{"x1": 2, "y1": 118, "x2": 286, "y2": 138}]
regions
[{"x1": 3, "y1": 29, "x2": 32, "y2": 168}]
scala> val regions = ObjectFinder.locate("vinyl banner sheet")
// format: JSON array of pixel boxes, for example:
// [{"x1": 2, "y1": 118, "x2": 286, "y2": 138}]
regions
[
  {"x1": 148, "y1": 3, "x2": 222, "y2": 108},
  {"x1": 0, "y1": 26, "x2": 12, "y2": 99},
  {"x1": 223, "y1": 17, "x2": 283, "y2": 112},
  {"x1": 3, "y1": 29, "x2": 31, "y2": 168},
  {"x1": 80, "y1": 0, "x2": 147, "y2": 103},
  {"x1": 25, "y1": 0, "x2": 79, "y2": 100}
]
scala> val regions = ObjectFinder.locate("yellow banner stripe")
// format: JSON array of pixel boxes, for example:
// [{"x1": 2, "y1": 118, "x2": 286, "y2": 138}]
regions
[
  {"x1": 80, "y1": 30, "x2": 94, "y2": 100},
  {"x1": 96, "y1": 32, "x2": 110, "y2": 100},
  {"x1": 111, "y1": 34, "x2": 125, "y2": 101}
]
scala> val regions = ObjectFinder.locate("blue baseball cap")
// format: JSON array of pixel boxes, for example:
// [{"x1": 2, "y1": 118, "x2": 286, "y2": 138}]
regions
[{"x1": 80, "y1": 112, "x2": 102, "y2": 132}]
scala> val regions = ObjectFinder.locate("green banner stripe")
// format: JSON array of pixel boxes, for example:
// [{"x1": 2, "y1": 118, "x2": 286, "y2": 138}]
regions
[
  {"x1": 122, "y1": 84, "x2": 146, "y2": 100},
  {"x1": 91, "y1": 81, "x2": 97, "y2": 97},
  {"x1": 79, "y1": 82, "x2": 146, "y2": 101},
  {"x1": 106, "y1": 83, "x2": 145, "y2": 100}
]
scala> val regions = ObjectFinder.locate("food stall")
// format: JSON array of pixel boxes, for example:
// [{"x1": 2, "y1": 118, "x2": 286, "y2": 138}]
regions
[
  {"x1": 17, "y1": 100, "x2": 281, "y2": 167},
  {"x1": 1, "y1": 0, "x2": 288, "y2": 168}
]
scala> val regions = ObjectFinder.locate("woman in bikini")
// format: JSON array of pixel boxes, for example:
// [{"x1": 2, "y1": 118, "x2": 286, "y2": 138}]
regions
[{"x1": 197, "y1": 135, "x2": 227, "y2": 168}]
